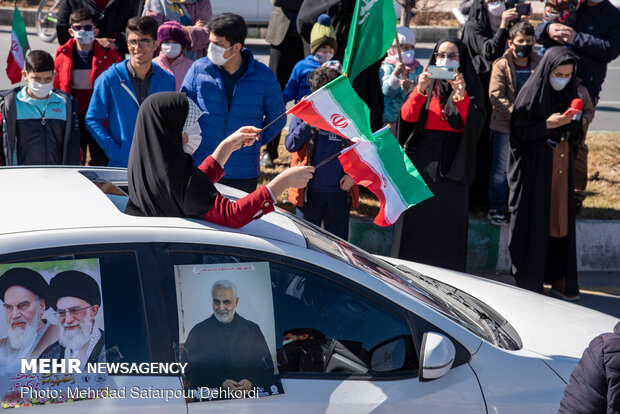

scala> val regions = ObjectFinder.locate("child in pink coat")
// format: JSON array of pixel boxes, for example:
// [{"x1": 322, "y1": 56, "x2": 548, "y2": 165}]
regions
[{"x1": 153, "y1": 21, "x2": 193, "y2": 91}]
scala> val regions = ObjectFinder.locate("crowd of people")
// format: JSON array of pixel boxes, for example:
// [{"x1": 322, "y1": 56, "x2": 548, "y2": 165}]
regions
[{"x1": 0, "y1": 0, "x2": 619, "y2": 301}]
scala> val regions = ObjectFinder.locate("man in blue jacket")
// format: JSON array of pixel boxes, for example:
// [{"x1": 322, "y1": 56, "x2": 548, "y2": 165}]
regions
[
  {"x1": 181, "y1": 13, "x2": 286, "y2": 193},
  {"x1": 86, "y1": 16, "x2": 175, "y2": 167}
]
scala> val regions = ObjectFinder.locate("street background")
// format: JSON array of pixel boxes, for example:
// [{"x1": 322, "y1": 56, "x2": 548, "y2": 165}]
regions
[{"x1": 1, "y1": 26, "x2": 618, "y2": 318}]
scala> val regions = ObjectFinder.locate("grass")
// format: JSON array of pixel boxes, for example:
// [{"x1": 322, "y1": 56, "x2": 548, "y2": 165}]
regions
[{"x1": 258, "y1": 130, "x2": 620, "y2": 220}]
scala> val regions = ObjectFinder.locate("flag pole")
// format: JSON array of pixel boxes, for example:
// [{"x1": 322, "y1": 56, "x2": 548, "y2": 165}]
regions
[
  {"x1": 394, "y1": 31, "x2": 405, "y2": 80},
  {"x1": 313, "y1": 150, "x2": 342, "y2": 169}
]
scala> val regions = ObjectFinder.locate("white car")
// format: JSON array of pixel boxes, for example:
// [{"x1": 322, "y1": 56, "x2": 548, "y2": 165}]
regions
[
  {"x1": 0, "y1": 166, "x2": 617, "y2": 413},
  {"x1": 210, "y1": 0, "x2": 273, "y2": 24}
]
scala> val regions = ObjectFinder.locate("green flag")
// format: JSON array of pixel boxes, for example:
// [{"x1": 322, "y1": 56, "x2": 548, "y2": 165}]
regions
[{"x1": 342, "y1": 0, "x2": 397, "y2": 81}]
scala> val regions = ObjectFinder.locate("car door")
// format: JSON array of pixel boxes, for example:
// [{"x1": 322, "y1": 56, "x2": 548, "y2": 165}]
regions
[
  {"x1": 153, "y1": 243, "x2": 486, "y2": 413},
  {"x1": 0, "y1": 243, "x2": 186, "y2": 413}
]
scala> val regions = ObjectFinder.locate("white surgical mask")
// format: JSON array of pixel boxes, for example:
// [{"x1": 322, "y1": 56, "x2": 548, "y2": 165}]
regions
[
  {"x1": 487, "y1": 1, "x2": 506, "y2": 16},
  {"x1": 401, "y1": 49, "x2": 415, "y2": 64},
  {"x1": 435, "y1": 57, "x2": 460, "y2": 68},
  {"x1": 314, "y1": 51, "x2": 334, "y2": 64},
  {"x1": 549, "y1": 76, "x2": 571, "y2": 91},
  {"x1": 182, "y1": 121, "x2": 203, "y2": 155},
  {"x1": 74, "y1": 30, "x2": 95, "y2": 45},
  {"x1": 207, "y1": 43, "x2": 234, "y2": 66},
  {"x1": 161, "y1": 42, "x2": 182, "y2": 59},
  {"x1": 282, "y1": 338, "x2": 294, "y2": 346},
  {"x1": 28, "y1": 81, "x2": 53, "y2": 98}
]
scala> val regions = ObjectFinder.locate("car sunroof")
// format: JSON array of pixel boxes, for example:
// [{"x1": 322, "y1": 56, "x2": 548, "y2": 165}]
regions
[{"x1": 80, "y1": 170, "x2": 130, "y2": 212}]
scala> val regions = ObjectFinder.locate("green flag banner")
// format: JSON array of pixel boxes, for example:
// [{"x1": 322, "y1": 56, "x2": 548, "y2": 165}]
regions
[{"x1": 342, "y1": 0, "x2": 397, "y2": 81}]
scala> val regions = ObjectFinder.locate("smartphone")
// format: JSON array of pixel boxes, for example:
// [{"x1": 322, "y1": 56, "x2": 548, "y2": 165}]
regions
[
  {"x1": 515, "y1": 2, "x2": 531, "y2": 16},
  {"x1": 427, "y1": 65, "x2": 456, "y2": 80},
  {"x1": 563, "y1": 107, "x2": 581, "y2": 117}
]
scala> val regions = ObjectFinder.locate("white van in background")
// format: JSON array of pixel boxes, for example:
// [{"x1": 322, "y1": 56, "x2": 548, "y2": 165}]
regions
[{"x1": 210, "y1": 0, "x2": 273, "y2": 24}]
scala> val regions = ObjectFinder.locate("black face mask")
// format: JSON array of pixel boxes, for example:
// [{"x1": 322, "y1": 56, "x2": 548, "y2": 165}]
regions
[{"x1": 513, "y1": 44, "x2": 532, "y2": 58}]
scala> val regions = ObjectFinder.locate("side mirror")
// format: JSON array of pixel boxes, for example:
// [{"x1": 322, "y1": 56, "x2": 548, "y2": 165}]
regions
[
  {"x1": 419, "y1": 332, "x2": 455, "y2": 381},
  {"x1": 369, "y1": 336, "x2": 407, "y2": 372}
]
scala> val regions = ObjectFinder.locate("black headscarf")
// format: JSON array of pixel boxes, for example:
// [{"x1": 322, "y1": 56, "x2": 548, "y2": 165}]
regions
[
  {"x1": 397, "y1": 38, "x2": 486, "y2": 185},
  {"x1": 512, "y1": 46, "x2": 579, "y2": 125},
  {"x1": 127, "y1": 92, "x2": 219, "y2": 218}
]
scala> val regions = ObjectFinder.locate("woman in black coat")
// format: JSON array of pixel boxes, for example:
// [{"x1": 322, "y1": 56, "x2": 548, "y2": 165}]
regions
[
  {"x1": 393, "y1": 38, "x2": 486, "y2": 272},
  {"x1": 508, "y1": 46, "x2": 594, "y2": 299}
]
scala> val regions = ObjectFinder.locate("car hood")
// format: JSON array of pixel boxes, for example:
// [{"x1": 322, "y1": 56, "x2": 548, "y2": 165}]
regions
[{"x1": 379, "y1": 257, "x2": 619, "y2": 360}]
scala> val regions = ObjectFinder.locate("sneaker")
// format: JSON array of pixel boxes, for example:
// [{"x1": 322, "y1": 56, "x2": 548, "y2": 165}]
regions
[
  {"x1": 260, "y1": 153, "x2": 273, "y2": 168},
  {"x1": 487, "y1": 209, "x2": 509, "y2": 226}
]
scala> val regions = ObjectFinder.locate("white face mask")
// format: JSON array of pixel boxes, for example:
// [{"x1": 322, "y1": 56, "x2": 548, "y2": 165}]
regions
[
  {"x1": 314, "y1": 51, "x2": 334, "y2": 64},
  {"x1": 487, "y1": 1, "x2": 506, "y2": 16},
  {"x1": 28, "y1": 80, "x2": 53, "y2": 98},
  {"x1": 549, "y1": 76, "x2": 571, "y2": 91},
  {"x1": 207, "y1": 43, "x2": 234, "y2": 66},
  {"x1": 74, "y1": 30, "x2": 95, "y2": 45},
  {"x1": 182, "y1": 121, "x2": 203, "y2": 155},
  {"x1": 435, "y1": 57, "x2": 460, "y2": 68},
  {"x1": 161, "y1": 42, "x2": 182, "y2": 59},
  {"x1": 282, "y1": 338, "x2": 294, "y2": 346},
  {"x1": 401, "y1": 49, "x2": 415, "y2": 64}
]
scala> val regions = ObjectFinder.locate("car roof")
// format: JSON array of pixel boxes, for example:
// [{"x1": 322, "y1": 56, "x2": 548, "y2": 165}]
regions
[{"x1": 0, "y1": 167, "x2": 306, "y2": 247}]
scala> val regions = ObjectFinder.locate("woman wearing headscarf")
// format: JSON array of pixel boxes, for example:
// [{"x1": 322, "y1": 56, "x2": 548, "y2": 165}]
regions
[
  {"x1": 126, "y1": 92, "x2": 314, "y2": 227},
  {"x1": 508, "y1": 46, "x2": 594, "y2": 299},
  {"x1": 392, "y1": 38, "x2": 486, "y2": 272},
  {"x1": 461, "y1": 0, "x2": 521, "y2": 208}
]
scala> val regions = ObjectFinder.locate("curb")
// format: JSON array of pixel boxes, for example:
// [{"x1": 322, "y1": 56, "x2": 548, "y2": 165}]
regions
[
  {"x1": 349, "y1": 218, "x2": 620, "y2": 273},
  {"x1": 2, "y1": 7, "x2": 460, "y2": 44}
]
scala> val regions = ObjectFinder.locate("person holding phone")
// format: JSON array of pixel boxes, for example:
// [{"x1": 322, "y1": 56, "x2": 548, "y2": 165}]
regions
[
  {"x1": 508, "y1": 47, "x2": 594, "y2": 300},
  {"x1": 392, "y1": 38, "x2": 486, "y2": 272}
]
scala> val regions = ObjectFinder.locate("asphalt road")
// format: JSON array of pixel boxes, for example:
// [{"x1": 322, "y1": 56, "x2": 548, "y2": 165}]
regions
[{"x1": 1, "y1": 26, "x2": 618, "y2": 318}]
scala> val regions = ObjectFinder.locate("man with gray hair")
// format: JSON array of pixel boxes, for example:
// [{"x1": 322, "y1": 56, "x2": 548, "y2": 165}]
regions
[
  {"x1": 183, "y1": 279, "x2": 278, "y2": 394},
  {"x1": 0, "y1": 268, "x2": 59, "y2": 372}
]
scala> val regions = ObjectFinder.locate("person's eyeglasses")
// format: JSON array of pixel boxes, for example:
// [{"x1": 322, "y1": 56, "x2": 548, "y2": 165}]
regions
[
  {"x1": 435, "y1": 52, "x2": 459, "y2": 59},
  {"x1": 71, "y1": 24, "x2": 93, "y2": 31},
  {"x1": 54, "y1": 305, "x2": 94, "y2": 318},
  {"x1": 127, "y1": 38, "x2": 154, "y2": 48},
  {"x1": 3, "y1": 301, "x2": 31, "y2": 313}
]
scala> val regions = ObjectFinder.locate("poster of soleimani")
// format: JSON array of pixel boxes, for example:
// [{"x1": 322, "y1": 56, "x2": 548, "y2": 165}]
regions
[
  {"x1": 175, "y1": 262, "x2": 284, "y2": 400},
  {"x1": 0, "y1": 259, "x2": 106, "y2": 407}
]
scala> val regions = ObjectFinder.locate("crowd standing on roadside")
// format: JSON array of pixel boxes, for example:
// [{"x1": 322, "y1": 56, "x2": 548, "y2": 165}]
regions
[{"x1": 0, "y1": 0, "x2": 619, "y2": 300}]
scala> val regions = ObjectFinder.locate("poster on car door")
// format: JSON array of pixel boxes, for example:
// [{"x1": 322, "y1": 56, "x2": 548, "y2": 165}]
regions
[
  {"x1": 0, "y1": 259, "x2": 107, "y2": 408},
  {"x1": 175, "y1": 262, "x2": 284, "y2": 401}
]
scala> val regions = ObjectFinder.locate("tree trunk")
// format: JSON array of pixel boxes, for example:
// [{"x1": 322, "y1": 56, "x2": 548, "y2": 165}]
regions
[{"x1": 400, "y1": 0, "x2": 415, "y2": 27}]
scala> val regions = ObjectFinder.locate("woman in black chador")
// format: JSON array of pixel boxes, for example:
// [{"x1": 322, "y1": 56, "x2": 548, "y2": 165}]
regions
[
  {"x1": 393, "y1": 38, "x2": 486, "y2": 272},
  {"x1": 508, "y1": 46, "x2": 594, "y2": 299}
]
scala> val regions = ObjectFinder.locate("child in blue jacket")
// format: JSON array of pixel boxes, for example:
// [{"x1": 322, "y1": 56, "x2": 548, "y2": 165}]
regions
[
  {"x1": 282, "y1": 14, "x2": 337, "y2": 104},
  {"x1": 285, "y1": 67, "x2": 358, "y2": 240}
]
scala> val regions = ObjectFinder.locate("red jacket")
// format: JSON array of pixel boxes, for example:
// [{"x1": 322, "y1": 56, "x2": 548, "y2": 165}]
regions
[
  {"x1": 199, "y1": 156, "x2": 276, "y2": 228},
  {"x1": 53, "y1": 38, "x2": 121, "y2": 95}
]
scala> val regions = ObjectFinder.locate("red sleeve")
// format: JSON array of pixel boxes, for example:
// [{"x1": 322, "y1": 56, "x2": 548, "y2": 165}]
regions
[
  {"x1": 400, "y1": 87, "x2": 429, "y2": 123},
  {"x1": 455, "y1": 93, "x2": 470, "y2": 125},
  {"x1": 198, "y1": 155, "x2": 225, "y2": 183},
  {"x1": 203, "y1": 186, "x2": 276, "y2": 229}
]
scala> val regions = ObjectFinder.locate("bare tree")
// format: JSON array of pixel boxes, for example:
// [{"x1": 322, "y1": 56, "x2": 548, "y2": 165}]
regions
[{"x1": 397, "y1": 0, "x2": 416, "y2": 27}]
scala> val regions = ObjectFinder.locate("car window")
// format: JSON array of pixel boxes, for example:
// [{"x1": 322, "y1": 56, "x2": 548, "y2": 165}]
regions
[
  {"x1": 0, "y1": 246, "x2": 150, "y2": 366},
  {"x1": 155, "y1": 244, "x2": 419, "y2": 382}
]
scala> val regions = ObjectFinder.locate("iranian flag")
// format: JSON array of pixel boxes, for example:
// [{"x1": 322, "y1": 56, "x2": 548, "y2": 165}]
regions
[
  {"x1": 287, "y1": 75, "x2": 373, "y2": 142},
  {"x1": 339, "y1": 127, "x2": 433, "y2": 226},
  {"x1": 6, "y1": 5, "x2": 29, "y2": 84},
  {"x1": 342, "y1": 0, "x2": 397, "y2": 81}
]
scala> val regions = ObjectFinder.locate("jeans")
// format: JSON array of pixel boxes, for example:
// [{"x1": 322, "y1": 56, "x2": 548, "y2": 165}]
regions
[{"x1": 488, "y1": 131, "x2": 510, "y2": 211}]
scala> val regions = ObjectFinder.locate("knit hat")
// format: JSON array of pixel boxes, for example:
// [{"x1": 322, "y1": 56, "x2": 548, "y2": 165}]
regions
[
  {"x1": 310, "y1": 14, "x2": 337, "y2": 55},
  {"x1": 321, "y1": 59, "x2": 342, "y2": 73},
  {"x1": 157, "y1": 20, "x2": 189, "y2": 48},
  {"x1": 394, "y1": 26, "x2": 416, "y2": 47}
]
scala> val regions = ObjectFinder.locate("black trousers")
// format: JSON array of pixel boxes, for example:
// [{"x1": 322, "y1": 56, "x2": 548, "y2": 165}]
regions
[
  {"x1": 265, "y1": 36, "x2": 304, "y2": 161},
  {"x1": 78, "y1": 114, "x2": 108, "y2": 166}
]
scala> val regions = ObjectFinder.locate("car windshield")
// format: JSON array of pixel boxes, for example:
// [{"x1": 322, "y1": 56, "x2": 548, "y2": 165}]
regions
[{"x1": 288, "y1": 214, "x2": 522, "y2": 350}]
